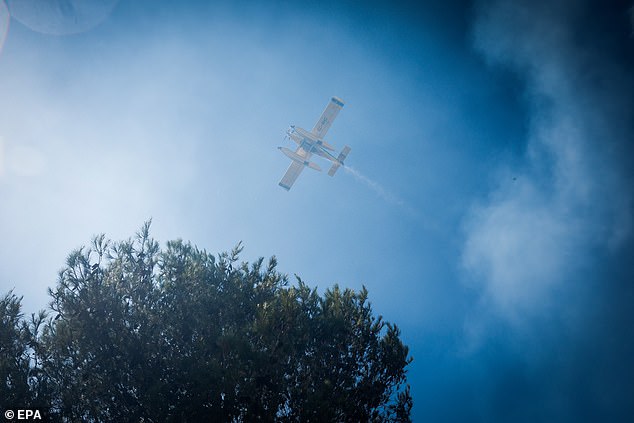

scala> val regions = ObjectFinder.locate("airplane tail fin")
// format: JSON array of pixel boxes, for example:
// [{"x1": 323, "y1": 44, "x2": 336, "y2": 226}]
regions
[{"x1": 327, "y1": 146, "x2": 351, "y2": 176}]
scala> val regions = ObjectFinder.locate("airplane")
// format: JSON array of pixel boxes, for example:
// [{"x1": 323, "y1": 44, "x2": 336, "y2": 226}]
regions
[{"x1": 278, "y1": 96, "x2": 351, "y2": 191}]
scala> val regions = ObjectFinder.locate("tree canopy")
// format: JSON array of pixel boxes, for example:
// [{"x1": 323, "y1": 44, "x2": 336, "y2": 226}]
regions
[{"x1": 1, "y1": 223, "x2": 412, "y2": 422}]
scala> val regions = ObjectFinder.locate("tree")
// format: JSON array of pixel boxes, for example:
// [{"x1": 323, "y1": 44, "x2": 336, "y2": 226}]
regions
[
  {"x1": 0, "y1": 292, "x2": 48, "y2": 412},
  {"x1": 0, "y1": 291, "x2": 32, "y2": 409},
  {"x1": 16, "y1": 223, "x2": 413, "y2": 421}
]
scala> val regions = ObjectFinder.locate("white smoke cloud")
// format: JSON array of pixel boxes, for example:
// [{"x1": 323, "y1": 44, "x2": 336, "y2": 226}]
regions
[{"x1": 462, "y1": 0, "x2": 633, "y2": 320}]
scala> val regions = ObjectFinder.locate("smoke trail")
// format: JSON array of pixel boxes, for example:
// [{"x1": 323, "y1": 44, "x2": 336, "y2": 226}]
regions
[{"x1": 343, "y1": 165, "x2": 419, "y2": 217}]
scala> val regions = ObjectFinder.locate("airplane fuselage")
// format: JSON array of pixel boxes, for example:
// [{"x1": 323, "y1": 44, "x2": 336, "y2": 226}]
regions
[{"x1": 287, "y1": 126, "x2": 340, "y2": 163}]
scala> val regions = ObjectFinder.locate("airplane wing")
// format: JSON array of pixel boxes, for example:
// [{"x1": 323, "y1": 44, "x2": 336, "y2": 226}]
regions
[
  {"x1": 311, "y1": 97, "x2": 344, "y2": 139},
  {"x1": 278, "y1": 146, "x2": 311, "y2": 191},
  {"x1": 279, "y1": 161, "x2": 304, "y2": 191}
]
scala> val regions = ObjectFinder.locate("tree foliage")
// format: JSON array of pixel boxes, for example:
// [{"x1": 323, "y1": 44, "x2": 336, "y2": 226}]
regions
[
  {"x1": 3, "y1": 223, "x2": 412, "y2": 421},
  {"x1": 0, "y1": 291, "x2": 49, "y2": 412}
]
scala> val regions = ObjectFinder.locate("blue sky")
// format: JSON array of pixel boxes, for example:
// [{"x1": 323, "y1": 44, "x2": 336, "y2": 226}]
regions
[{"x1": 1, "y1": 0, "x2": 633, "y2": 421}]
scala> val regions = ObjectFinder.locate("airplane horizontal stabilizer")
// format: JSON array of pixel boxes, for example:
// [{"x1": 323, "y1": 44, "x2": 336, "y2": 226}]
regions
[
  {"x1": 327, "y1": 163, "x2": 340, "y2": 176},
  {"x1": 327, "y1": 146, "x2": 351, "y2": 176}
]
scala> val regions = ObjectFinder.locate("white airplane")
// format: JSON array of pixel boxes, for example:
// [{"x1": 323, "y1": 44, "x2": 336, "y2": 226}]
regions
[{"x1": 278, "y1": 96, "x2": 351, "y2": 190}]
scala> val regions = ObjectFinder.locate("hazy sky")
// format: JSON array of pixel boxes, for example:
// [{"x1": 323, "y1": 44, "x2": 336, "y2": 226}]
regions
[{"x1": 1, "y1": 0, "x2": 633, "y2": 421}]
